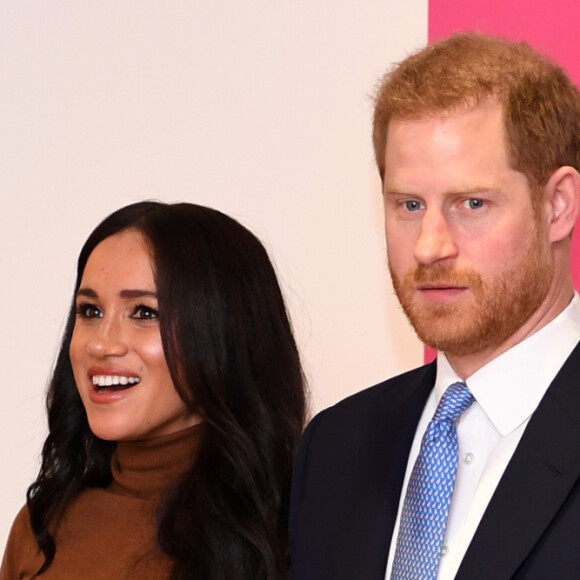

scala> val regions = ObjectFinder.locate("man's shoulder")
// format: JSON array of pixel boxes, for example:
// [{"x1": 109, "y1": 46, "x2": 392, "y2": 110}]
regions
[
  {"x1": 291, "y1": 362, "x2": 436, "y2": 511},
  {"x1": 327, "y1": 362, "x2": 434, "y2": 413},
  {"x1": 306, "y1": 362, "x2": 436, "y2": 439}
]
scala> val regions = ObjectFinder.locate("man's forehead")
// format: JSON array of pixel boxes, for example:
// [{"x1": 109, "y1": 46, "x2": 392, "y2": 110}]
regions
[
  {"x1": 385, "y1": 100, "x2": 506, "y2": 162},
  {"x1": 387, "y1": 97, "x2": 503, "y2": 133}
]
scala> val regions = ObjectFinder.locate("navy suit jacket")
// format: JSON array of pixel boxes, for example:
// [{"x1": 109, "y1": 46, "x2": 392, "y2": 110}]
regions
[{"x1": 290, "y1": 341, "x2": 580, "y2": 579}]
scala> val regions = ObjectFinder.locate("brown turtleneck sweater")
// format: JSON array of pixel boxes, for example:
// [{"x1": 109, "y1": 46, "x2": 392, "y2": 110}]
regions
[{"x1": 0, "y1": 424, "x2": 202, "y2": 580}]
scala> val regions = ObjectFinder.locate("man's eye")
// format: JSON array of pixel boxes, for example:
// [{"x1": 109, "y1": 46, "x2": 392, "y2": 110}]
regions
[
  {"x1": 464, "y1": 198, "x2": 485, "y2": 209},
  {"x1": 404, "y1": 200, "x2": 423, "y2": 211},
  {"x1": 76, "y1": 304, "x2": 103, "y2": 319},
  {"x1": 132, "y1": 305, "x2": 159, "y2": 320}
]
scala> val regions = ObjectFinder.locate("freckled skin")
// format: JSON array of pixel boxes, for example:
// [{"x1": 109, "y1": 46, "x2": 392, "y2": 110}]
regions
[{"x1": 69, "y1": 230, "x2": 201, "y2": 441}]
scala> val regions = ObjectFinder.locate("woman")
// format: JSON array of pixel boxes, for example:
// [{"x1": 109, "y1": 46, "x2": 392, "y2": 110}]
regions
[{"x1": 1, "y1": 201, "x2": 307, "y2": 579}]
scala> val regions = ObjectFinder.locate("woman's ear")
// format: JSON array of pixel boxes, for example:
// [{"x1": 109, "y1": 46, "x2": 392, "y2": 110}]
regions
[{"x1": 545, "y1": 166, "x2": 580, "y2": 242}]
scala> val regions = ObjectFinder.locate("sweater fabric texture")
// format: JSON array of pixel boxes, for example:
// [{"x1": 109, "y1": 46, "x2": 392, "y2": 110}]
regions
[{"x1": 0, "y1": 424, "x2": 202, "y2": 580}]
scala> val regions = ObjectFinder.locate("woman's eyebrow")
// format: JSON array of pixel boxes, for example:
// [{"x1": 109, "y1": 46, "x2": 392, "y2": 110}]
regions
[
  {"x1": 76, "y1": 287, "x2": 97, "y2": 298},
  {"x1": 75, "y1": 288, "x2": 157, "y2": 299},
  {"x1": 119, "y1": 289, "x2": 157, "y2": 299}
]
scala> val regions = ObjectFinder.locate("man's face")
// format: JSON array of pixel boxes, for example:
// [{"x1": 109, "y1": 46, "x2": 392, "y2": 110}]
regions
[{"x1": 383, "y1": 100, "x2": 553, "y2": 356}]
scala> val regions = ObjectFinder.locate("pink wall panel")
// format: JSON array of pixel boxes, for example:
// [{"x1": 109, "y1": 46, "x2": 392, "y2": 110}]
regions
[
  {"x1": 425, "y1": 0, "x2": 580, "y2": 362},
  {"x1": 429, "y1": 0, "x2": 580, "y2": 95}
]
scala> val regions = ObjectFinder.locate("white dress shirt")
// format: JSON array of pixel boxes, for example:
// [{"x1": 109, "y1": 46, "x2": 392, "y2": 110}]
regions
[{"x1": 385, "y1": 294, "x2": 580, "y2": 580}]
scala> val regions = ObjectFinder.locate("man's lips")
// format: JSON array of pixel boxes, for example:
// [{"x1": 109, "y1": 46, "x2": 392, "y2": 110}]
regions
[
  {"x1": 416, "y1": 284, "x2": 468, "y2": 300},
  {"x1": 417, "y1": 283, "x2": 468, "y2": 290}
]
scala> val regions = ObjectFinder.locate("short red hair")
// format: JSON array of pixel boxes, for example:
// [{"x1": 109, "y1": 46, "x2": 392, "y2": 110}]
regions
[{"x1": 373, "y1": 32, "x2": 580, "y2": 195}]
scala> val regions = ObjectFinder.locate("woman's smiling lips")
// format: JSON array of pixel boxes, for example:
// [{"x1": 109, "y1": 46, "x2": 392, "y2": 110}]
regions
[
  {"x1": 92, "y1": 375, "x2": 141, "y2": 387},
  {"x1": 87, "y1": 366, "x2": 142, "y2": 404}
]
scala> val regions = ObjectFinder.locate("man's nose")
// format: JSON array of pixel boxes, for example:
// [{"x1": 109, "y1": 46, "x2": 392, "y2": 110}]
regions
[{"x1": 414, "y1": 209, "x2": 458, "y2": 266}]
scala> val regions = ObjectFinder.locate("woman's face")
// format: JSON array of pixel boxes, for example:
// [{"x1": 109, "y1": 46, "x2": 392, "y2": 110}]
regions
[{"x1": 69, "y1": 229, "x2": 201, "y2": 441}]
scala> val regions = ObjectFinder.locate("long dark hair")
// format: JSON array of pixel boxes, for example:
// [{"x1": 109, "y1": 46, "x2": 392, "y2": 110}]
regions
[{"x1": 27, "y1": 201, "x2": 307, "y2": 579}]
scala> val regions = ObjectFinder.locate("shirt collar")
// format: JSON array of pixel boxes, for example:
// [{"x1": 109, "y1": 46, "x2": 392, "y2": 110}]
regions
[{"x1": 435, "y1": 293, "x2": 580, "y2": 437}]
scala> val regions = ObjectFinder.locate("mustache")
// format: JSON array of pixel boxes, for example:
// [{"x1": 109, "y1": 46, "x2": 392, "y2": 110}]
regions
[{"x1": 409, "y1": 264, "x2": 483, "y2": 286}]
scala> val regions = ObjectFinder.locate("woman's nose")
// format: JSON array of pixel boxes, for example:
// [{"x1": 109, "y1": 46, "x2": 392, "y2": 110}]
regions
[{"x1": 85, "y1": 319, "x2": 129, "y2": 358}]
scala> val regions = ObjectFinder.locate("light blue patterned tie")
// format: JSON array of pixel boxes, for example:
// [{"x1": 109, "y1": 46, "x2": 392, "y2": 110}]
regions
[{"x1": 391, "y1": 382, "x2": 475, "y2": 580}]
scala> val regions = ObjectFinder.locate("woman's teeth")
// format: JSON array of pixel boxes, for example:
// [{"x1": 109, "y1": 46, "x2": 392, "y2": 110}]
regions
[{"x1": 92, "y1": 375, "x2": 141, "y2": 392}]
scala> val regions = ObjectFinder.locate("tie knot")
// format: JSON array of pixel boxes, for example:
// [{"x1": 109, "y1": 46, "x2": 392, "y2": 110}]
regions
[{"x1": 432, "y1": 381, "x2": 475, "y2": 423}]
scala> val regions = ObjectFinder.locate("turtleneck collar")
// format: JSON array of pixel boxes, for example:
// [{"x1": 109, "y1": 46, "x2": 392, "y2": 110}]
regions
[{"x1": 109, "y1": 423, "x2": 204, "y2": 500}]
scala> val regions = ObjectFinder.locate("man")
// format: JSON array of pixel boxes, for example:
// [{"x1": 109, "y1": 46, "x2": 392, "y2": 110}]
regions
[{"x1": 290, "y1": 33, "x2": 580, "y2": 580}]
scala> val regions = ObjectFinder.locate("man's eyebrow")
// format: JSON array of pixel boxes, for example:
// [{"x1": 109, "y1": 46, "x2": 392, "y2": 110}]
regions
[
  {"x1": 75, "y1": 288, "x2": 157, "y2": 299},
  {"x1": 383, "y1": 185, "x2": 408, "y2": 195},
  {"x1": 383, "y1": 184, "x2": 497, "y2": 196}
]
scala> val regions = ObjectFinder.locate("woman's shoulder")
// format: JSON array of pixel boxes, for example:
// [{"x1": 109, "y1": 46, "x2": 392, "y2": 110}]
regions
[
  {"x1": 7, "y1": 503, "x2": 31, "y2": 527},
  {"x1": 3, "y1": 504, "x2": 35, "y2": 551},
  {"x1": 0, "y1": 504, "x2": 43, "y2": 580}
]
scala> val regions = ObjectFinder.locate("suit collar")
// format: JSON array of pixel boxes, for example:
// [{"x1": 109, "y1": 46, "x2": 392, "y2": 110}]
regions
[
  {"x1": 457, "y1": 340, "x2": 580, "y2": 579},
  {"x1": 466, "y1": 295, "x2": 580, "y2": 436}
]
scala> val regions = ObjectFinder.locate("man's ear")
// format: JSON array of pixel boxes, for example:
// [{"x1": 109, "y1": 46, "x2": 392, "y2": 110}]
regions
[{"x1": 545, "y1": 166, "x2": 580, "y2": 242}]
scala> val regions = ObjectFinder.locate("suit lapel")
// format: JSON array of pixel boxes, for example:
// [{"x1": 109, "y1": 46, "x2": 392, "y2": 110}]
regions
[
  {"x1": 457, "y1": 341, "x2": 580, "y2": 579},
  {"x1": 331, "y1": 362, "x2": 436, "y2": 580}
]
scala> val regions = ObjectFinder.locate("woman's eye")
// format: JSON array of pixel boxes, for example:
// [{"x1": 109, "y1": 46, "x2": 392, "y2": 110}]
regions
[
  {"x1": 132, "y1": 305, "x2": 159, "y2": 320},
  {"x1": 76, "y1": 304, "x2": 103, "y2": 319},
  {"x1": 464, "y1": 198, "x2": 485, "y2": 210},
  {"x1": 404, "y1": 200, "x2": 423, "y2": 212}
]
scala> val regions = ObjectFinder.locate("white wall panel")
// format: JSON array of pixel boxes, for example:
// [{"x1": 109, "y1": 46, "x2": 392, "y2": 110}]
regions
[{"x1": 0, "y1": 0, "x2": 427, "y2": 549}]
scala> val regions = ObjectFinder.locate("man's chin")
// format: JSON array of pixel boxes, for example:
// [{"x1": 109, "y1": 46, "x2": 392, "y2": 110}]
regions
[
  {"x1": 414, "y1": 330, "x2": 475, "y2": 356},
  {"x1": 407, "y1": 312, "x2": 489, "y2": 356}
]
